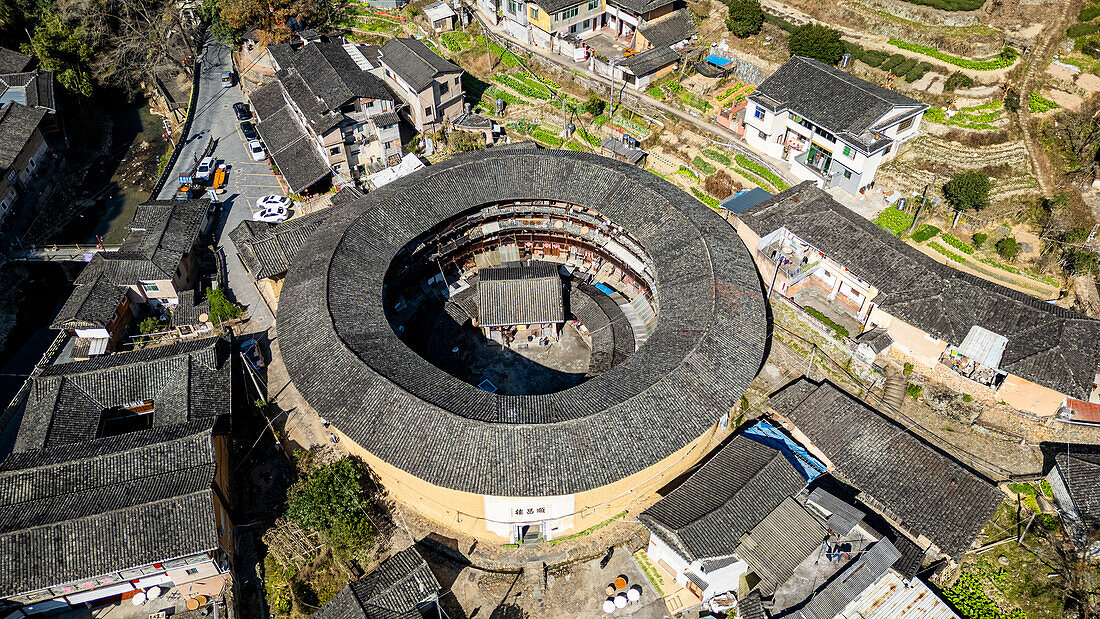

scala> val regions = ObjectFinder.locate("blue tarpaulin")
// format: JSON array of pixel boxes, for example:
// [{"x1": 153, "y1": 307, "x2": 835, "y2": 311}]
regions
[
  {"x1": 593, "y1": 282, "x2": 616, "y2": 296},
  {"x1": 706, "y1": 54, "x2": 733, "y2": 67},
  {"x1": 744, "y1": 420, "x2": 827, "y2": 481}
]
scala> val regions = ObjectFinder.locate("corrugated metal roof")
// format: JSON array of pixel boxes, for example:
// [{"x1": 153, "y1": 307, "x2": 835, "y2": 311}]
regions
[
  {"x1": 793, "y1": 539, "x2": 901, "y2": 619},
  {"x1": 837, "y1": 570, "x2": 958, "y2": 619},
  {"x1": 957, "y1": 325, "x2": 1008, "y2": 369},
  {"x1": 808, "y1": 488, "x2": 865, "y2": 536}
]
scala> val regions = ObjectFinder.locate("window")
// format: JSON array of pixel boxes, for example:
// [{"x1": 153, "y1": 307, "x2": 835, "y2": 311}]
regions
[
  {"x1": 814, "y1": 127, "x2": 836, "y2": 142},
  {"x1": 754, "y1": 106, "x2": 765, "y2": 120},
  {"x1": 185, "y1": 568, "x2": 199, "y2": 576},
  {"x1": 561, "y1": 6, "x2": 579, "y2": 19},
  {"x1": 842, "y1": 145, "x2": 852, "y2": 157},
  {"x1": 898, "y1": 117, "x2": 915, "y2": 132},
  {"x1": 588, "y1": 0, "x2": 598, "y2": 9},
  {"x1": 440, "y1": 81, "x2": 449, "y2": 95},
  {"x1": 425, "y1": 106, "x2": 433, "y2": 117},
  {"x1": 843, "y1": 169, "x2": 852, "y2": 179},
  {"x1": 758, "y1": 130, "x2": 767, "y2": 140},
  {"x1": 98, "y1": 401, "x2": 154, "y2": 438},
  {"x1": 141, "y1": 282, "x2": 158, "y2": 293},
  {"x1": 531, "y1": 6, "x2": 539, "y2": 18},
  {"x1": 509, "y1": 0, "x2": 517, "y2": 12},
  {"x1": 329, "y1": 146, "x2": 341, "y2": 155}
]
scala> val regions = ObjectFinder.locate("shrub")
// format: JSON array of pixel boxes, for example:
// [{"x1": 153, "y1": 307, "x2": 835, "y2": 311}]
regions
[
  {"x1": 880, "y1": 53, "x2": 907, "y2": 72},
  {"x1": 693, "y1": 156, "x2": 717, "y2": 175},
  {"x1": 725, "y1": 0, "x2": 764, "y2": 37},
  {"x1": 1040, "y1": 513, "x2": 1060, "y2": 531},
  {"x1": 911, "y1": 224, "x2": 940, "y2": 242},
  {"x1": 903, "y1": 362, "x2": 914, "y2": 375},
  {"x1": 995, "y1": 236, "x2": 1021, "y2": 261},
  {"x1": 285, "y1": 455, "x2": 373, "y2": 553},
  {"x1": 1068, "y1": 22, "x2": 1100, "y2": 38},
  {"x1": 945, "y1": 71, "x2": 974, "y2": 91},
  {"x1": 943, "y1": 170, "x2": 991, "y2": 211},
  {"x1": 1080, "y1": 4, "x2": 1100, "y2": 20},
  {"x1": 891, "y1": 58, "x2": 918, "y2": 76},
  {"x1": 972, "y1": 232, "x2": 988, "y2": 247},
  {"x1": 906, "y1": 383, "x2": 922, "y2": 399},
  {"x1": 139, "y1": 316, "x2": 163, "y2": 334},
  {"x1": 583, "y1": 95, "x2": 606, "y2": 116},
  {"x1": 207, "y1": 287, "x2": 242, "y2": 325},
  {"x1": 789, "y1": 24, "x2": 845, "y2": 65},
  {"x1": 860, "y1": 49, "x2": 890, "y2": 67},
  {"x1": 904, "y1": 61, "x2": 933, "y2": 82},
  {"x1": 963, "y1": 394, "x2": 973, "y2": 402},
  {"x1": 804, "y1": 306, "x2": 850, "y2": 339}
]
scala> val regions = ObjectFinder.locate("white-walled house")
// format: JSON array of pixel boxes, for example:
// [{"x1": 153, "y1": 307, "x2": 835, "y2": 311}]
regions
[{"x1": 744, "y1": 56, "x2": 927, "y2": 195}]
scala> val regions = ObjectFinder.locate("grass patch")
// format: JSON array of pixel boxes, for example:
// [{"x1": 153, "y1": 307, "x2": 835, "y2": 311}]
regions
[
  {"x1": 691, "y1": 187, "x2": 721, "y2": 208},
  {"x1": 633, "y1": 551, "x2": 665, "y2": 596},
  {"x1": 930, "y1": 241, "x2": 968, "y2": 263},
  {"x1": 873, "y1": 207, "x2": 914, "y2": 237},
  {"x1": 734, "y1": 154, "x2": 788, "y2": 190},
  {"x1": 549, "y1": 511, "x2": 626, "y2": 545},
  {"x1": 889, "y1": 39, "x2": 1017, "y2": 70},
  {"x1": 911, "y1": 224, "x2": 941, "y2": 243},
  {"x1": 803, "y1": 306, "x2": 850, "y2": 339}
]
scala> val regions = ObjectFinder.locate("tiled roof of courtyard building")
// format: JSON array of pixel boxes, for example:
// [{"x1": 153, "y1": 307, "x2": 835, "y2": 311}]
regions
[
  {"x1": 0, "y1": 337, "x2": 230, "y2": 597},
  {"x1": 739, "y1": 183, "x2": 1100, "y2": 401},
  {"x1": 379, "y1": 38, "x2": 461, "y2": 92},
  {"x1": 608, "y1": 0, "x2": 677, "y2": 16},
  {"x1": 255, "y1": 108, "x2": 331, "y2": 193},
  {"x1": 249, "y1": 79, "x2": 289, "y2": 122},
  {"x1": 779, "y1": 539, "x2": 902, "y2": 619},
  {"x1": 751, "y1": 57, "x2": 927, "y2": 153},
  {"x1": 0, "y1": 102, "x2": 46, "y2": 171},
  {"x1": 229, "y1": 210, "x2": 332, "y2": 280},
  {"x1": 276, "y1": 149, "x2": 768, "y2": 496},
  {"x1": 736, "y1": 496, "x2": 827, "y2": 593},
  {"x1": 1051, "y1": 445, "x2": 1100, "y2": 529},
  {"x1": 51, "y1": 199, "x2": 210, "y2": 330},
  {"x1": 477, "y1": 262, "x2": 565, "y2": 327},
  {"x1": 640, "y1": 435, "x2": 806, "y2": 561},
  {"x1": 268, "y1": 42, "x2": 391, "y2": 107},
  {"x1": 637, "y1": 9, "x2": 696, "y2": 48},
  {"x1": 0, "y1": 47, "x2": 31, "y2": 73},
  {"x1": 0, "y1": 70, "x2": 56, "y2": 111},
  {"x1": 621, "y1": 45, "x2": 679, "y2": 77},
  {"x1": 768, "y1": 379, "x2": 1004, "y2": 559},
  {"x1": 314, "y1": 546, "x2": 440, "y2": 619}
]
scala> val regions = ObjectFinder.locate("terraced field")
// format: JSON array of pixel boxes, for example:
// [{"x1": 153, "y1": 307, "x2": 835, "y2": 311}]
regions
[{"x1": 882, "y1": 135, "x2": 1039, "y2": 202}]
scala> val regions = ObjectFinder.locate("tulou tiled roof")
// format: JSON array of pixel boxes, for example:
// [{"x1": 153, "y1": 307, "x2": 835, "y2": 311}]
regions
[
  {"x1": 735, "y1": 496, "x2": 827, "y2": 593},
  {"x1": 750, "y1": 57, "x2": 927, "y2": 154},
  {"x1": 769, "y1": 379, "x2": 1004, "y2": 560},
  {"x1": 314, "y1": 546, "x2": 441, "y2": 619},
  {"x1": 640, "y1": 435, "x2": 806, "y2": 561},
  {"x1": 277, "y1": 150, "x2": 768, "y2": 496},
  {"x1": 0, "y1": 70, "x2": 56, "y2": 112},
  {"x1": 229, "y1": 209, "x2": 332, "y2": 280},
  {"x1": 0, "y1": 47, "x2": 31, "y2": 74},
  {"x1": 0, "y1": 337, "x2": 231, "y2": 597},
  {"x1": 379, "y1": 38, "x2": 461, "y2": 93},
  {"x1": 739, "y1": 183, "x2": 1100, "y2": 401}
]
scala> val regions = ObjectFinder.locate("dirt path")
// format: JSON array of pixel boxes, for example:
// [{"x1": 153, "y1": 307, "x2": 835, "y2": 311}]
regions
[{"x1": 1017, "y1": 0, "x2": 1078, "y2": 198}]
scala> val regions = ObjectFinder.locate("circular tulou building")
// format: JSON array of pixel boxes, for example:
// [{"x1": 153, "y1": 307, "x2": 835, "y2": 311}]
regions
[{"x1": 279, "y1": 149, "x2": 768, "y2": 544}]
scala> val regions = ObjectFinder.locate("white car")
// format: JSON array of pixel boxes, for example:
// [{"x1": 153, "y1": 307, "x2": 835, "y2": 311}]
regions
[
  {"x1": 252, "y1": 205, "x2": 288, "y2": 224},
  {"x1": 256, "y1": 195, "x2": 291, "y2": 210},
  {"x1": 195, "y1": 156, "x2": 215, "y2": 180},
  {"x1": 248, "y1": 140, "x2": 266, "y2": 162}
]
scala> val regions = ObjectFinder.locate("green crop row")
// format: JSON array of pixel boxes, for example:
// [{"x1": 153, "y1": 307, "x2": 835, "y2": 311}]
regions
[
  {"x1": 691, "y1": 187, "x2": 720, "y2": 208},
  {"x1": 930, "y1": 241, "x2": 968, "y2": 263},
  {"x1": 1028, "y1": 92, "x2": 1060, "y2": 113},
  {"x1": 734, "y1": 154, "x2": 789, "y2": 190},
  {"x1": 941, "y1": 233, "x2": 975, "y2": 254},
  {"x1": 889, "y1": 39, "x2": 1018, "y2": 70},
  {"x1": 873, "y1": 206, "x2": 914, "y2": 237},
  {"x1": 911, "y1": 224, "x2": 941, "y2": 243},
  {"x1": 493, "y1": 75, "x2": 551, "y2": 100},
  {"x1": 693, "y1": 156, "x2": 717, "y2": 175},
  {"x1": 702, "y1": 149, "x2": 732, "y2": 165}
]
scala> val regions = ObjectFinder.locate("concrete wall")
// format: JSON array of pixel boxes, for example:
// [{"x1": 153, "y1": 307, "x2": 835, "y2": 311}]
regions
[{"x1": 997, "y1": 375, "x2": 1065, "y2": 417}]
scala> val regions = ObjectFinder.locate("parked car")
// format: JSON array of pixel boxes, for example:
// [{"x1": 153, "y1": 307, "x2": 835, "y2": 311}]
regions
[
  {"x1": 233, "y1": 102, "x2": 251, "y2": 121},
  {"x1": 195, "y1": 156, "x2": 215, "y2": 181},
  {"x1": 221, "y1": 71, "x2": 234, "y2": 87},
  {"x1": 240, "y1": 121, "x2": 258, "y2": 140},
  {"x1": 257, "y1": 195, "x2": 291, "y2": 210},
  {"x1": 252, "y1": 204, "x2": 288, "y2": 223},
  {"x1": 241, "y1": 339, "x2": 265, "y2": 371},
  {"x1": 248, "y1": 140, "x2": 266, "y2": 161}
]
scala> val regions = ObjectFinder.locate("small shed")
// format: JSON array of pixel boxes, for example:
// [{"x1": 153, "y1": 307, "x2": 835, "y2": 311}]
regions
[
  {"x1": 719, "y1": 188, "x2": 772, "y2": 214},
  {"x1": 478, "y1": 262, "x2": 564, "y2": 345},
  {"x1": 600, "y1": 136, "x2": 647, "y2": 166},
  {"x1": 424, "y1": 1, "x2": 458, "y2": 32}
]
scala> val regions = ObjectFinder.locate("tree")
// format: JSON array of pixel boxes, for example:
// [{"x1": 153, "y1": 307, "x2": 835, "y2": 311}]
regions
[
  {"x1": 943, "y1": 170, "x2": 991, "y2": 212},
  {"x1": 725, "y1": 0, "x2": 763, "y2": 38},
  {"x1": 206, "y1": 286, "x2": 242, "y2": 325},
  {"x1": 995, "y1": 236, "x2": 1020, "y2": 261},
  {"x1": 1047, "y1": 100, "x2": 1100, "y2": 182},
  {"x1": 788, "y1": 24, "x2": 844, "y2": 65},
  {"x1": 219, "y1": 0, "x2": 348, "y2": 44},
  {"x1": 285, "y1": 455, "x2": 373, "y2": 553},
  {"x1": 583, "y1": 95, "x2": 606, "y2": 117},
  {"x1": 449, "y1": 130, "x2": 485, "y2": 152},
  {"x1": 139, "y1": 316, "x2": 163, "y2": 334}
]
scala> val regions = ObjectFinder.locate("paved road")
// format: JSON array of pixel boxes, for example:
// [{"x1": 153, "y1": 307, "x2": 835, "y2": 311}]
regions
[{"x1": 161, "y1": 40, "x2": 279, "y2": 329}]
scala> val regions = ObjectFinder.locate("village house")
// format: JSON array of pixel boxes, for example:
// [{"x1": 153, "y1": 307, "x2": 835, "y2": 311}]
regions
[
  {"x1": 0, "y1": 102, "x2": 49, "y2": 223},
  {"x1": 424, "y1": 0, "x2": 459, "y2": 32},
  {"x1": 767, "y1": 378, "x2": 1005, "y2": 565},
  {"x1": 0, "y1": 338, "x2": 234, "y2": 612},
  {"x1": 313, "y1": 546, "x2": 442, "y2": 619},
  {"x1": 377, "y1": 38, "x2": 464, "y2": 133},
  {"x1": 251, "y1": 41, "x2": 403, "y2": 193},
  {"x1": 733, "y1": 183, "x2": 1100, "y2": 417},
  {"x1": 745, "y1": 57, "x2": 927, "y2": 195},
  {"x1": 1044, "y1": 444, "x2": 1100, "y2": 556},
  {"x1": 51, "y1": 198, "x2": 214, "y2": 357}
]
